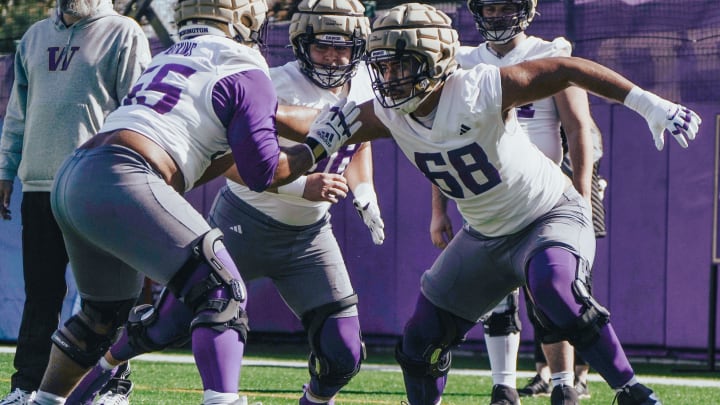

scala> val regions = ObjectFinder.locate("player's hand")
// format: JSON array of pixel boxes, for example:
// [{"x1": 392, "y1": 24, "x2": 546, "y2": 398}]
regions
[
  {"x1": 352, "y1": 183, "x2": 384, "y2": 245},
  {"x1": 303, "y1": 173, "x2": 348, "y2": 203},
  {"x1": 305, "y1": 98, "x2": 362, "y2": 162},
  {"x1": 624, "y1": 87, "x2": 701, "y2": 151},
  {"x1": 0, "y1": 180, "x2": 13, "y2": 220},
  {"x1": 430, "y1": 211, "x2": 454, "y2": 249}
]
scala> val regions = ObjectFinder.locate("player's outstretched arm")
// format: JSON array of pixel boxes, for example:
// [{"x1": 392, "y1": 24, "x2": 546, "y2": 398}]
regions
[
  {"x1": 275, "y1": 101, "x2": 393, "y2": 145},
  {"x1": 349, "y1": 101, "x2": 393, "y2": 143},
  {"x1": 500, "y1": 56, "x2": 701, "y2": 150}
]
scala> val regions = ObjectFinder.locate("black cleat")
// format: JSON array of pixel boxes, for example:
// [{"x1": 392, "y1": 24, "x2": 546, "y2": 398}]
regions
[
  {"x1": 614, "y1": 383, "x2": 662, "y2": 405},
  {"x1": 551, "y1": 384, "x2": 579, "y2": 405},
  {"x1": 490, "y1": 384, "x2": 520, "y2": 405},
  {"x1": 518, "y1": 374, "x2": 551, "y2": 397}
]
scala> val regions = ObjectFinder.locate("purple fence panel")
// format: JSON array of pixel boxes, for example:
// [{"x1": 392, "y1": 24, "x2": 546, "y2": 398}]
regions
[
  {"x1": 665, "y1": 104, "x2": 716, "y2": 349},
  {"x1": 605, "y1": 105, "x2": 669, "y2": 346}
]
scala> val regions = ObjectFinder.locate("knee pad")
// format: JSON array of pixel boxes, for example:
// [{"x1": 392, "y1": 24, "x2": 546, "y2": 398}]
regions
[
  {"x1": 302, "y1": 294, "x2": 365, "y2": 387},
  {"x1": 394, "y1": 306, "x2": 467, "y2": 379},
  {"x1": 525, "y1": 259, "x2": 610, "y2": 348},
  {"x1": 482, "y1": 291, "x2": 521, "y2": 337},
  {"x1": 51, "y1": 299, "x2": 136, "y2": 368},
  {"x1": 126, "y1": 289, "x2": 191, "y2": 354},
  {"x1": 395, "y1": 340, "x2": 452, "y2": 379},
  {"x1": 168, "y1": 229, "x2": 249, "y2": 341}
]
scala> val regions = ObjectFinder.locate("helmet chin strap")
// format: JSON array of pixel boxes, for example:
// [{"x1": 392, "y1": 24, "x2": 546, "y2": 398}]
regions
[{"x1": 488, "y1": 37, "x2": 514, "y2": 45}]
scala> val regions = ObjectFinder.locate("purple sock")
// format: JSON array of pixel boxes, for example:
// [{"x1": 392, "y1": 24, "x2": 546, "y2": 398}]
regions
[
  {"x1": 527, "y1": 247, "x2": 634, "y2": 388},
  {"x1": 66, "y1": 363, "x2": 117, "y2": 404},
  {"x1": 192, "y1": 246, "x2": 246, "y2": 393},
  {"x1": 574, "y1": 324, "x2": 634, "y2": 388},
  {"x1": 307, "y1": 316, "x2": 363, "y2": 399}
]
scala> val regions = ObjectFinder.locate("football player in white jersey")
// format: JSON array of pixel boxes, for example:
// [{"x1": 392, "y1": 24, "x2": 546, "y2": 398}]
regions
[
  {"x1": 29, "y1": 0, "x2": 361, "y2": 404},
  {"x1": 206, "y1": 1, "x2": 382, "y2": 404},
  {"x1": 428, "y1": 1, "x2": 596, "y2": 403},
  {"x1": 280, "y1": 3, "x2": 698, "y2": 405}
]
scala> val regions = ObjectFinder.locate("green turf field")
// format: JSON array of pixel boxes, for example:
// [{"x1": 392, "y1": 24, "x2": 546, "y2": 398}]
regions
[{"x1": 1, "y1": 343, "x2": 719, "y2": 404}]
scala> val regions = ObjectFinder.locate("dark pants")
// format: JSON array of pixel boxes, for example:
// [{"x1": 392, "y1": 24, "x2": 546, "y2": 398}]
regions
[{"x1": 12, "y1": 192, "x2": 69, "y2": 391}]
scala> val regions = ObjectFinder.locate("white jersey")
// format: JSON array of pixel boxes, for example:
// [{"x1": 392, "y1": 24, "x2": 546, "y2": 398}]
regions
[
  {"x1": 101, "y1": 35, "x2": 269, "y2": 191},
  {"x1": 456, "y1": 36, "x2": 572, "y2": 164},
  {"x1": 374, "y1": 64, "x2": 567, "y2": 236},
  {"x1": 227, "y1": 61, "x2": 375, "y2": 225}
]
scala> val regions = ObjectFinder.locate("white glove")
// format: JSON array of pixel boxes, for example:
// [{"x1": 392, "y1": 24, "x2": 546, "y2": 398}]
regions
[
  {"x1": 352, "y1": 183, "x2": 385, "y2": 245},
  {"x1": 624, "y1": 86, "x2": 701, "y2": 151},
  {"x1": 305, "y1": 98, "x2": 362, "y2": 163}
]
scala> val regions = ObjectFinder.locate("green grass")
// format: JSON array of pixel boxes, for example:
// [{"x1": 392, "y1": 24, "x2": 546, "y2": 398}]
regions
[{"x1": 1, "y1": 343, "x2": 720, "y2": 404}]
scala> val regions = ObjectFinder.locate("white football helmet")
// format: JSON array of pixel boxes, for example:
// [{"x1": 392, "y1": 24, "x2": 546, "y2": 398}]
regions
[
  {"x1": 365, "y1": 3, "x2": 458, "y2": 114},
  {"x1": 467, "y1": 0, "x2": 537, "y2": 43},
  {"x1": 288, "y1": 0, "x2": 370, "y2": 89},
  {"x1": 174, "y1": 0, "x2": 269, "y2": 44}
]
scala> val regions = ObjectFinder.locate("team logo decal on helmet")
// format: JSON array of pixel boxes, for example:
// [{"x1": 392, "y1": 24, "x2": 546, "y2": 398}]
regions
[
  {"x1": 467, "y1": 0, "x2": 537, "y2": 43},
  {"x1": 289, "y1": 0, "x2": 371, "y2": 89},
  {"x1": 174, "y1": 0, "x2": 269, "y2": 44},
  {"x1": 365, "y1": 3, "x2": 459, "y2": 114}
]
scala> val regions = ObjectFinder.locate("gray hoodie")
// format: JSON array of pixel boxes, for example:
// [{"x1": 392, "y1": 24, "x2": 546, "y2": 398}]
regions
[{"x1": 0, "y1": 0, "x2": 151, "y2": 191}]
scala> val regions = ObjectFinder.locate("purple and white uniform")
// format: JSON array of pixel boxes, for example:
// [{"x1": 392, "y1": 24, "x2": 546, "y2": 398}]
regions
[
  {"x1": 388, "y1": 64, "x2": 637, "y2": 405},
  {"x1": 51, "y1": 35, "x2": 280, "y2": 300},
  {"x1": 224, "y1": 60, "x2": 374, "y2": 225},
  {"x1": 456, "y1": 36, "x2": 571, "y2": 164},
  {"x1": 376, "y1": 63, "x2": 594, "y2": 318},
  {"x1": 208, "y1": 60, "x2": 375, "y2": 316}
]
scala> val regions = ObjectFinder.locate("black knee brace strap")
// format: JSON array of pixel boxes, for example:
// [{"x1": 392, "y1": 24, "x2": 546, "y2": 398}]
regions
[
  {"x1": 524, "y1": 259, "x2": 610, "y2": 348},
  {"x1": 482, "y1": 293, "x2": 522, "y2": 336},
  {"x1": 51, "y1": 299, "x2": 135, "y2": 368},
  {"x1": 190, "y1": 297, "x2": 250, "y2": 342},
  {"x1": 394, "y1": 308, "x2": 463, "y2": 379},
  {"x1": 126, "y1": 289, "x2": 191, "y2": 354},
  {"x1": 167, "y1": 228, "x2": 246, "y2": 306},
  {"x1": 302, "y1": 294, "x2": 364, "y2": 386},
  {"x1": 395, "y1": 340, "x2": 452, "y2": 379},
  {"x1": 167, "y1": 229, "x2": 249, "y2": 341}
]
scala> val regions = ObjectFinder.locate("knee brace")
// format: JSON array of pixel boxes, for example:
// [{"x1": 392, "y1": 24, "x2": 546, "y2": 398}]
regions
[
  {"x1": 482, "y1": 290, "x2": 522, "y2": 337},
  {"x1": 51, "y1": 299, "x2": 136, "y2": 368},
  {"x1": 394, "y1": 307, "x2": 466, "y2": 379},
  {"x1": 301, "y1": 294, "x2": 365, "y2": 387},
  {"x1": 525, "y1": 259, "x2": 610, "y2": 348},
  {"x1": 126, "y1": 288, "x2": 191, "y2": 354},
  {"x1": 167, "y1": 228, "x2": 249, "y2": 341}
]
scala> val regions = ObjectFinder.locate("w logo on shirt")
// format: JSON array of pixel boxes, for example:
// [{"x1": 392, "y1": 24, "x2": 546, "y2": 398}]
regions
[{"x1": 48, "y1": 46, "x2": 80, "y2": 71}]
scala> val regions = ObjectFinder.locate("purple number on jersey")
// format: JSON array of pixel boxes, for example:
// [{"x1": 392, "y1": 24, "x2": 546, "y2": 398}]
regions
[
  {"x1": 123, "y1": 63, "x2": 197, "y2": 114},
  {"x1": 310, "y1": 144, "x2": 358, "y2": 175},
  {"x1": 415, "y1": 142, "x2": 501, "y2": 198}
]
